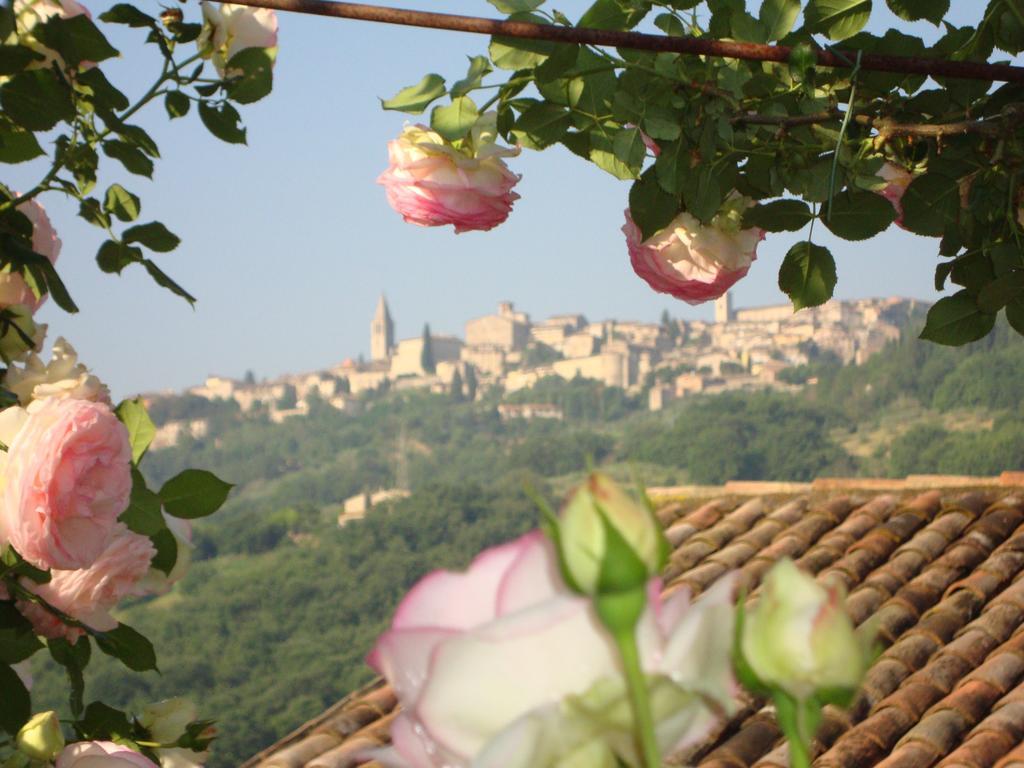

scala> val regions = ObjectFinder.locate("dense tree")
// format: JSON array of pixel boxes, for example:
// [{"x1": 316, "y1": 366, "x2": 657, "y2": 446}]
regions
[{"x1": 421, "y1": 323, "x2": 436, "y2": 374}]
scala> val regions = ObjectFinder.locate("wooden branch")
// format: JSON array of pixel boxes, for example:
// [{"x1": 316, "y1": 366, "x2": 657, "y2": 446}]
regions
[{"x1": 225, "y1": 0, "x2": 1024, "y2": 83}]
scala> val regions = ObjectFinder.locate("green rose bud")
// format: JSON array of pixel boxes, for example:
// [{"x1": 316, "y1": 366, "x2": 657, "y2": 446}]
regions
[
  {"x1": 741, "y1": 559, "x2": 871, "y2": 702},
  {"x1": 555, "y1": 472, "x2": 669, "y2": 597},
  {"x1": 16, "y1": 710, "x2": 64, "y2": 761}
]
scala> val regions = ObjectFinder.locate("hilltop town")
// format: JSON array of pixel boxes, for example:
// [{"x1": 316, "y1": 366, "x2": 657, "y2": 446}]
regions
[{"x1": 147, "y1": 293, "x2": 925, "y2": 448}]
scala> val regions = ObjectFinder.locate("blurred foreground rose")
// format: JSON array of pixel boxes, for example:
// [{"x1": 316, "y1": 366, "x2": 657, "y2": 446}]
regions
[
  {"x1": 57, "y1": 741, "x2": 159, "y2": 768},
  {"x1": 555, "y1": 471, "x2": 667, "y2": 596},
  {"x1": 378, "y1": 117, "x2": 521, "y2": 234},
  {"x1": 140, "y1": 698, "x2": 209, "y2": 768},
  {"x1": 875, "y1": 162, "x2": 917, "y2": 228},
  {"x1": 368, "y1": 531, "x2": 736, "y2": 767},
  {"x1": 0, "y1": 198, "x2": 61, "y2": 313},
  {"x1": 741, "y1": 558, "x2": 872, "y2": 702},
  {"x1": 624, "y1": 197, "x2": 763, "y2": 304},
  {"x1": 18, "y1": 524, "x2": 155, "y2": 642},
  {"x1": 198, "y1": 2, "x2": 278, "y2": 76},
  {"x1": 0, "y1": 397, "x2": 132, "y2": 570}
]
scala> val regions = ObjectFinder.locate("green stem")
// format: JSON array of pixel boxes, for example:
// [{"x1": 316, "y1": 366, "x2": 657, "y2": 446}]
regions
[
  {"x1": 614, "y1": 628, "x2": 661, "y2": 768},
  {"x1": 787, "y1": 732, "x2": 812, "y2": 768}
]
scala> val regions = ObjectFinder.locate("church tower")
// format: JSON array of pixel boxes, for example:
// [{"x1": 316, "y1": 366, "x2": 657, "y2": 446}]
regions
[
  {"x1": 371, "y1": 294, "x2": 394, "y2": 361},
  {"x1": 714, "y1": 291, "x2": 734, "y2": 324}
]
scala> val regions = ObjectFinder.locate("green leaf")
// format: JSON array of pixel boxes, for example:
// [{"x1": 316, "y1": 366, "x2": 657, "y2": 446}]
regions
[
  {"x1": 0, "y1": 663, "x2": 30, "y2": 734},
  {"x1": 104, "y1": 184, "x2": 140, "y2": 223},
  {"x1": 198, "y1": 100, "x2": 246, "y2": 144},
  {"x1": 978, "y1": 270, "x2": 1024, "y2": 313},
  {"x1": 743, "y1": 199, "x2": 813, "y2": 232},
  {"x1": 804, "y1": 0, "x2": 873, "y2": 40},
  {"x1": 102, "y1": 140, "x2": 154, "y2": 177},
  {"x1": 589, "y1": 132, "x2": 636, "y2": 180},
  {"x1": 78, "y1": 197, "x2": 109, "y2": 229},
  {"x1": 489, "y1": 33, "x2": 553, "y2": 70},
  {"x1": 512, "y1": 102, "x2": 571, "y2": 149},
  {"x1": 0, "y1": 602, "x2": 43, "y2": 664},
  {"x1": 34, "y1": 14, "x2": 119, "y2": 68},
  {"x1": 99, "y1": 4, "x2": 155, "y2": 27},
  {"x1": 779, "y1": 242, "x2": 837, "y2": 310},
  {"x1": 578, "y1": 0, "x2": 628, "y2": 30},
  {"x1": 612, "y1": 128, "x2": 647, "y2": 177},
  {"x1": 141, "y1": 259, "x2": 196, "y2": 304},
  {"x1": 759, "y1": 0, "x2": 801, "y2": 40},
  {"x1": 76, "y1": 68, "x2": 130, "y2": 112},
  {"x1": 116, "y1": 398, "x2": 156, "y2": 464},
  {"x1": 629, "y1": 169, "x2": 678, "y2": 241},
  {"x1": 225, "y1": 47, "x2": 274, "y2": 105},
  {"x1": 1007, "y1": 297, "x2": 1024, "y2": 336},
  {"x1": 681, "y1": 166, "x2": 724, "y2": 223},
  {"x1": 150, "y1": 527, "x2": 178, "y2": 576},
  {"x1": 165, "y1": 91, "x2": 190, "y2": 119},
  {"x1": 919, "y1": 291, "x2": 996, "y2": 346},
  {"x1": 1, "y1": 69, "x2": 74, "y2": 131},
  {"x1": 900, "y1": 174, "x2": 960, "y2": 237},
  {"x1": 654, "y1": 13, "x2": 685, "y2": 36},
  {"x1": 159, "y1": 469, "x2": 233, "y2": 519},
  {"x1": 380, "y1": 74, "x2": 447, "y2": 114},
  {"x1": 0, "y1": 45, "x2": 40, "y2": 76},
  {"x1": 451, "y1": 55, "x2": 493, "y2": 97},
  {"x1": 95, "y1": 240, "x2": 142, "y2": 274},
  {"x1": 430, "y1": 96, "x2": 480, "y2": 141},
  {"x1": 95, "y1": 623, "x2": 157, "y2": 672},
  {"x1": 78, "y1": 702, "x2": 133, "y2": 741},
  {"x1": 123, "y1": 222, "x2": 180, "y2": 253},
  {"x1": 822, "y1": 189, "x2": 895, "y2": 241},
  {"x1": 485, "y1": 0, "x2": 544, "y2": 11},
  {"x1": 0, "y1": 123, "x2": 44, "y2": 164},
  {"x1": 885, "y1": 0, "x2": 948, "y2": 23},
  {"x1": 120, "y1": 468, "x2": 164, "y2": 536},
  {"x1": 116, "y1": 124, "x2": 160, "y2": 158}
]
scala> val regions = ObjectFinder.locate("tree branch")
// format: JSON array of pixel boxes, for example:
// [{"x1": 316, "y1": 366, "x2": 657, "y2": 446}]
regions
[
  {"x1": 224, "y1": 0, "x2": 1024, "y2": 83},
  {"x1": 730, "y1": 108, "x2": 1019, "y2": 138}
]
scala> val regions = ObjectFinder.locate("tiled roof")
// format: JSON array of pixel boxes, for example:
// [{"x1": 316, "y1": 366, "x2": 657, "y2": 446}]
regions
[{"x1": 241, "y1": 475, "x2": 1024, "y2": 768}]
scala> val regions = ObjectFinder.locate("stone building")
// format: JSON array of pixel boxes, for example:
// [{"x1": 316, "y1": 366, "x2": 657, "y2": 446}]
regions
[
  {"x1": 371, "y1": 294, "x2": 394, "y2": 362},
  {"x1": 466, "y1": 301, "x2": 531, "y2": 351}
]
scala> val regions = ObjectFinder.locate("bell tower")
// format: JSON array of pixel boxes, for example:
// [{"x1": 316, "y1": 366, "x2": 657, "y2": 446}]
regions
[{"x1": 371, "y1": 294, "x2": 394, "y2": 361}]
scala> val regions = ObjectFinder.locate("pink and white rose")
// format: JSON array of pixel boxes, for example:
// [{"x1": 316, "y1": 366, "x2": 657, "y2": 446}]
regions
[
  {"x1": 876, "y1": 162, "x2": 917, "y2": 228},
  {"x1": 624, "y1": 197, "x2": 763, "y2": 305},
  {"x1": 18, "y1": 524, "x2": 155, "y2": 642},
  {"x1": 368, "y1": 531, "x2": 737, "y2": 767},
  {"x1": 0, "y1": 198, "x2": 61, "y2": 314},
  {"x1": 0, "y1": 397, "x2": 132, "y2": 571},
  {"x1": 378, "y1": 117, "x2": 521, "y2": 234},
  {"x1": 198, "y1": 2, "x2": 278, "y2": 76},
  {"x1": 57, "y1": 741, "x2": 159, "y2": 768},
  {"x1": 6, "y1": 337, "x2": 110, "y2": 405},
  {"x1": 139, "y1": 699, "x2": 209, "y2": 768}
]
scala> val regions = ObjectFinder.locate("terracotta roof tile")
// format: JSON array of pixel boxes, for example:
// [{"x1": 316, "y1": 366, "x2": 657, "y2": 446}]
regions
[{"x1": 240, "y1": 481, "x2": 1024, "y2": 768}]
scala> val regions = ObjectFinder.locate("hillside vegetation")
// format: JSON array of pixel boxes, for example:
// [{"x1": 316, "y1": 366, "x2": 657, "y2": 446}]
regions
[{"x1": 28, "y1": 325, "x2": 1024, "y2": 766}]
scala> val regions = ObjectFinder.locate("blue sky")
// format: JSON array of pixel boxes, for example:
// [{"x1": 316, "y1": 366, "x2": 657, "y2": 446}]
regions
[{"x1": 10, "y1": 2, "x2": 999, "y2": 398}]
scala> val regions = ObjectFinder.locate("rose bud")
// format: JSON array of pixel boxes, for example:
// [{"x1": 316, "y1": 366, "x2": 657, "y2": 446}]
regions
[
  {"x1": 17, "y1": 710, "x2": 65, "y2": 761},
  {"x1": 740, "y1": 558, "x2": 872, "y2": 702},
  {"x1": 554, "y1": 472, "x2": 669, "y2": 596},
  {"x1": 56, "y1": 741, "x2": 159, "y2": 768}
]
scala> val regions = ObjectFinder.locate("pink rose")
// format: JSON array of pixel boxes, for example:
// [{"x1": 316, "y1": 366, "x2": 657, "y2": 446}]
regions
[
  {"x1": 57, "y1": 741, "x2": 159, "y2": 768},
  {"x1": 198, "y1": 2, "x2": 278, "y2": 76},
  {"x1": 0, "y1": 198, "x2": 61, "y2": 313},
  {"x1": 0, "y1": 397, "x2": 132, "y2": 571},
  {"x1": 367, "y1": 531, "x2": 737, "y2": 767},
  {"x1": 378, "y1": 121, "x2": 521, "y2": 234},
  {"x1": 876, "y1": 162, "x2": 917, "y2": 228},
  {"x1": 18, "y1": 524, "x2": 155, "y2": 642},
  {"x1": 624, "y1": 202, "x2": 763, "y2": 305}
]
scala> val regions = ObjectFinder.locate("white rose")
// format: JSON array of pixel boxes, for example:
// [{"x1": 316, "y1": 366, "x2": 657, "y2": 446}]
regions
[
  {"x1": 198, "y1": 2, "x2": 278, "y2": 76},
  {"x1": 6, "y1": 337, "x2": 110, "y2": 406}
]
